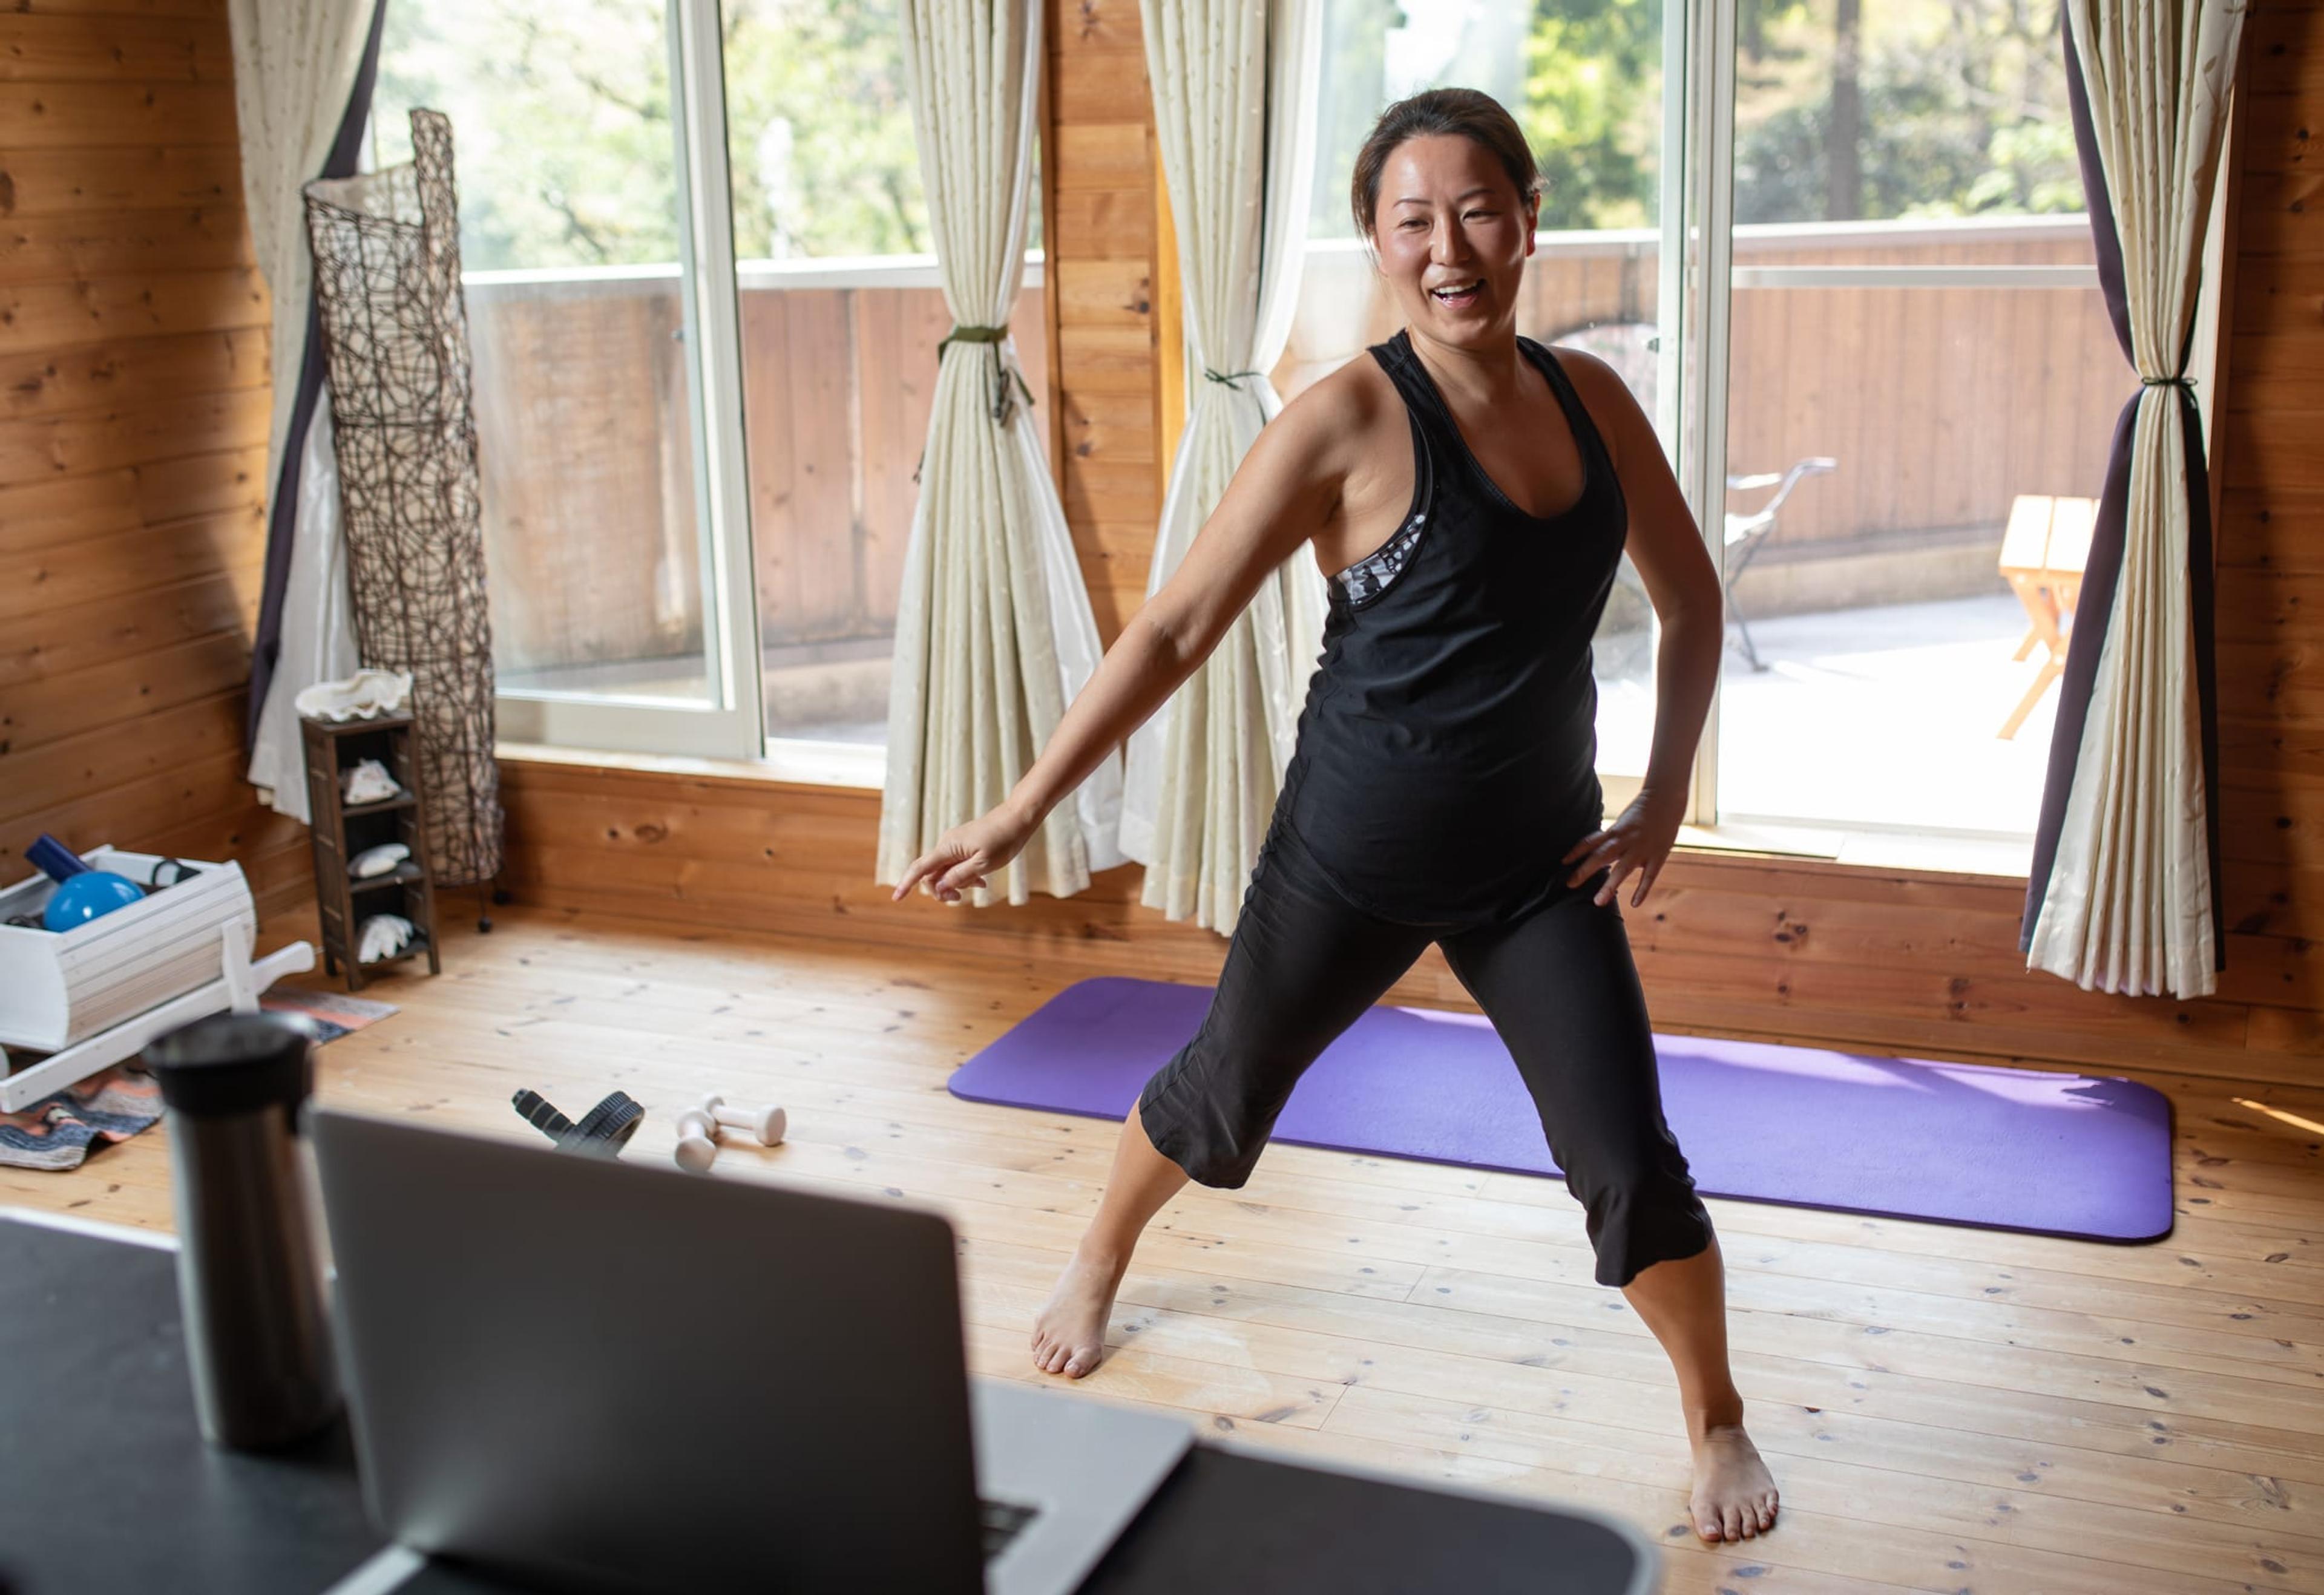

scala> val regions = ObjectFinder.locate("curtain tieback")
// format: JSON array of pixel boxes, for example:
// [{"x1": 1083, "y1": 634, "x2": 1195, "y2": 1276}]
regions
[
  {"x1": 937, "y1": 323, "x2": 1008, "y2": 355},
  {"x1": 2139, "y1": 375, "x2": 2196, "y2": 388},
  {"x1": 1203, "y1": 367, "x2": 1265, "y2": 389},
  {"x1": 934, "y1": 325, "x2": 1036, "y2": 428}
]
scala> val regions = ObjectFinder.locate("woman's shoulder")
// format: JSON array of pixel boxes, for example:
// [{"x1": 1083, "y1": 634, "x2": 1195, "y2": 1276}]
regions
[
  {"x1": 1273, "y1": 349, "x2": 1394, "y2": 451},
  {"x1": 1529, "y1": 336, "x2": 1620, "y2": 396},
  {"x1": 1204, "y1": 354, "x2": 1410, "y2": 558},
  {"x1": 1227, "y1": 355, "x2": 1403, "y2": 511},
  {"x1": 1530, "y1": 341, "x2": 1638, "y2": 471}
]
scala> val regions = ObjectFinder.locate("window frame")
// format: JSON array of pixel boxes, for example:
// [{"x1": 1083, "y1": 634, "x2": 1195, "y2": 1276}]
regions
[{"x1": 490, "y1": 0, "x2": 766, "y2": 759}]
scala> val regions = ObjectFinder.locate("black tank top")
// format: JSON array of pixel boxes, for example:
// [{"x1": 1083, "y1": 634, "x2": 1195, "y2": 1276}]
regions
[{"x1": 1276, "y1": 327, "x2": 1629, "y2": 926}]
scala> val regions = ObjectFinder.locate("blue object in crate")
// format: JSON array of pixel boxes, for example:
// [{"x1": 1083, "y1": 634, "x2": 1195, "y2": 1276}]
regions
[{"x1": 26, "y1": 833, "x2": 145, "y2": 932}]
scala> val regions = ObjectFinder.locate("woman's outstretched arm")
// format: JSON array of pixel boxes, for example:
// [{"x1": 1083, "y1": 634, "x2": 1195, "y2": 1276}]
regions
[{"x1": 893, "y1": 382, "x2": 1353, "y2": 903}]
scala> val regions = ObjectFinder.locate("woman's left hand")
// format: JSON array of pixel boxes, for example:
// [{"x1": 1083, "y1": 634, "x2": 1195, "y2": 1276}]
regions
[{"x1": 1563, "y1": 790, "x2": 1686, "y2": 908}]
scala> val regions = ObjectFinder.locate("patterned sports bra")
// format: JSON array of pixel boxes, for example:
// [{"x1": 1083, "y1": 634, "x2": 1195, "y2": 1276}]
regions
[{"x1": 1328, "y1": 411, "x2": 1435, "y2": 608}]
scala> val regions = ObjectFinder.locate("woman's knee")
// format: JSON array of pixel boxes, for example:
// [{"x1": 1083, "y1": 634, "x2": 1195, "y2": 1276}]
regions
[
  {"x1": 1137, "y1": 1082, "x2": 1265, "y2": 1189},
  {"x1": 1563, "y1": 1125, "x2": 1709, "y2": 1273}
]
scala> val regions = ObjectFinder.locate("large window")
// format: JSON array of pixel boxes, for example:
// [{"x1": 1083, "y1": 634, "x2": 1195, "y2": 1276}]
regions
[
  {"x1": 373, "y1": 0, "x2": 1048, "y2": 759},
  {"x1": 374, "y1": 0, "x2": 730, "y2": 742},
  {"x1": 379, "y1": 0, "x2": 2122, "y2": 851},
  {"x1": 1297, "y1": 0, "x2": 2114, "y2": 851}
]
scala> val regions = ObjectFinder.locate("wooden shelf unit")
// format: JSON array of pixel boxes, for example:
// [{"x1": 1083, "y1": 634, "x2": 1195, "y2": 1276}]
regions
[{"x1": 301, "y1": 715, "x2": 442, "y2": 990}]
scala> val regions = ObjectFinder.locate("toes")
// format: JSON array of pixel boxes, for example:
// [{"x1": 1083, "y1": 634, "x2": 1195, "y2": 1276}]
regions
[
  {"x1": 1064, "y1": 1349, "x2": 1097, "y2": 1378},
  {"x1": 1721, "y1": 1506, "x2": 1744, "y2": 1541}
]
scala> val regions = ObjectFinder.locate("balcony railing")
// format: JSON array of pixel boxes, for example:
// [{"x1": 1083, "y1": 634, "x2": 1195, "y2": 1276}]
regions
[
  {"x1": 462, "y1": 219, "x2": 2118, "y2": 684},
  {"x1": 463, "y1": 252, "x2": 1048, "y2": 684}
]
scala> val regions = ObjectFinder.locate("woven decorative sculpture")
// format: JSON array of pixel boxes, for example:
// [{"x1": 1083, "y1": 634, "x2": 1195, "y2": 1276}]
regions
[{"x1": 303, "y1": 109, "x2": 505, "y2": 891}]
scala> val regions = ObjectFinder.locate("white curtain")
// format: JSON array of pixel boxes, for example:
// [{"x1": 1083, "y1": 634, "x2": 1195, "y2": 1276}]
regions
[
  {"x1": 231, "y1": 0, "x2": 376, "y2": 821},
  {"x1": 249, "y1": 408, "x2": 357, "y2": 819},
  {"x1": 877, "y1": 0, "x2": 1125, "y2": 903},
  {"x1": 2029, "y1": 0, "x2": 2245, "y2": 997},
  {"x1": 1119, "y1": 0, "x2": 1325, "y2": 934}
]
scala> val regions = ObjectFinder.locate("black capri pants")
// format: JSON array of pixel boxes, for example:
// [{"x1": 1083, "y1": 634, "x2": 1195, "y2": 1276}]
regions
[{"x1": 1137, "y1": 817, "x2": 1715, "y2": 1289}]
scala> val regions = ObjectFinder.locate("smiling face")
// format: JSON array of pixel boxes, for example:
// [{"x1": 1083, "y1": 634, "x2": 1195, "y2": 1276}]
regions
[{"x1": 1366, "y1": 133, "x2": 1538, "y2": 347}]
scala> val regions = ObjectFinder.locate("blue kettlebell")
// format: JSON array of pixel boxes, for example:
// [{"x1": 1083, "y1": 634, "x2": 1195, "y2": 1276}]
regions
[{"x1": 28, "y1": 833, "x2": 145, "y2": 931}]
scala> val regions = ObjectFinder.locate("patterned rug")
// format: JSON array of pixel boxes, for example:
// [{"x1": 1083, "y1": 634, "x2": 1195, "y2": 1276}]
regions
[{"x1": 0, "y1": 991, "x2": 398, "y2": 1172}]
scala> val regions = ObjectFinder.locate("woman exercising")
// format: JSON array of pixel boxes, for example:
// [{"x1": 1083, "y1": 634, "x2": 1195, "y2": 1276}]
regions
[{"x1": 894, "y1": 88, "x2": 1777, "y2": 1545}]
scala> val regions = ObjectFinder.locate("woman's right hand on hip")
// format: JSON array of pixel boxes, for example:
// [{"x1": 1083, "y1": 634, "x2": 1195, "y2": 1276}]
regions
[{"x1": 891, "y1": 805, "x2": 1037, "y2": 904}]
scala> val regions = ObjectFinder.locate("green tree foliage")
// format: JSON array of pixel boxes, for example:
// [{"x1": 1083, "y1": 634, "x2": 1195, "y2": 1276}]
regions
[
  {"x1": 1305, "y1": 0, "x2": 2083, "y2": 238},
  {"x1": 722, "y1": 0, "x2": 931, "y2": 259},
  {"x1": 375, "y1": 0, "x2": 2080, "y2": 270},
  {"x1": 374, "y1": 0, "x2": 1028, "y2": 272},
  {"x1": 1310, "y1": 0, "x2": 1411, "y2": 238},
  {"x1": 1519, "y1": 0, "x2": 1662, "y2": 229},
  {"x1": 374, "y1": 0, "x2": 684, "y2": 269},
  {"x1": 1727, "y1": 0, "x2": 2081, "y2": 223}
]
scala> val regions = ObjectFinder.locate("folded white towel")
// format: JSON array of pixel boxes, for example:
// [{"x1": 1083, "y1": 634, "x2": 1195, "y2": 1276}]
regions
[
  {"x1": 297, "y1": 669, "x2": 414, "y2": 722},
  {"x1": 358, "y1": 912, "x2": 416, "y2": 964},
  {"x1": 349, "y1": 842, "x2": 410, "y2": 879},
  {"x1": 341, "y1": 758, "x2": 403, "y2": 805}
]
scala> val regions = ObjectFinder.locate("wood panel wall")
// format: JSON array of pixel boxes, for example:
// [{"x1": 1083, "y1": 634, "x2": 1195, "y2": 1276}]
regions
[
  {"x1": 491, "y1": 0, "x2": 2324, "y2": 1096},
  {"x1": 2220, "y1": 0, "x2": 2324, "y2": 1039},
  {"x1": 0, "y1": 0, "x2": 307, "y2": 910},
  {"x1": 1043, "y1": 0, "x2": 1163, "y2": 637}
]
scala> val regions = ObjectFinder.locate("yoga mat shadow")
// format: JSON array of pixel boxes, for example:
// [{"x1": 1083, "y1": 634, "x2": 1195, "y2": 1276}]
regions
[{"x1": 948, "y1": 977, "x2": 2174, "y2": 1245}]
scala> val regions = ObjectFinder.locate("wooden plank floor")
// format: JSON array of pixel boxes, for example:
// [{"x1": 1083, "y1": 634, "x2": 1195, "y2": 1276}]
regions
[{"x1": 7, "y1": 903, "x2": 2321, "y2": 1593}]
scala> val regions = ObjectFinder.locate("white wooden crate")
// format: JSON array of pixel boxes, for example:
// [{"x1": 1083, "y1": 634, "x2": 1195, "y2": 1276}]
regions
[{"x1": 0, "y1": 849, "x2": 315, "y2": 1112}]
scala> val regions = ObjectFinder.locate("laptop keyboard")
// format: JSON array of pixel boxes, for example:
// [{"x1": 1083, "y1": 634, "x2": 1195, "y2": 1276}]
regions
[{"x1": 979, "y1": 1497, "x2": 1040, "y2": 1561}]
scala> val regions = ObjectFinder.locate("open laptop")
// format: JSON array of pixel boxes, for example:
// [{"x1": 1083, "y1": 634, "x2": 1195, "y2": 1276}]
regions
[{"x1": 308, "y1": 1108, "x2": 1193, "y2": 1595}]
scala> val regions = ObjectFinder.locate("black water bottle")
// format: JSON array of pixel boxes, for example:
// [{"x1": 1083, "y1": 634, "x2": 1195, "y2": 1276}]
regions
[{"x1": 143, "y1": 1012, "x2": 340, "y2": 1449}]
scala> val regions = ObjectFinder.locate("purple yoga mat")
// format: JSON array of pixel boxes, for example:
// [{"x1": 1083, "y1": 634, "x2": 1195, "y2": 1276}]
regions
[{"x1": 948, "y1": 977, "x2": 2173, "y2": 1243}]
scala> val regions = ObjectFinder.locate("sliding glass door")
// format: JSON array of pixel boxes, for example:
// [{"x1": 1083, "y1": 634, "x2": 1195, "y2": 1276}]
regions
[
  {"x1": 373, "y1": 0, "x2": 762, "y2": 757},
  {"x1": 1702, "y1": 0, "x2": 2111, "y2": 845}
]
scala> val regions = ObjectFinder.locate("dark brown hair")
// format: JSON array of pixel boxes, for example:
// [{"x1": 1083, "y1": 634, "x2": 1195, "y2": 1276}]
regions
[{"x1": 1349, "y1": 88, "x2": 1541, "y2": 246}]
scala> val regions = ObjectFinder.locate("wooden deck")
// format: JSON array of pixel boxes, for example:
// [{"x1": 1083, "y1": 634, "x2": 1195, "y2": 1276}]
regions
[{"x1": 8, "y1": 903, "x2": 2319, "y2": 1594}]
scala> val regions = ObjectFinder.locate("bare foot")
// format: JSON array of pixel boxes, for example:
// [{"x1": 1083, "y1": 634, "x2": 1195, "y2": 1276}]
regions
[
  {"x1": 1031, "y1": 1250, "x2": 1127, "y2": 1378},
  {"x1": 1689, "y1": 1422, "x2": 1779, "y2": 1542}
]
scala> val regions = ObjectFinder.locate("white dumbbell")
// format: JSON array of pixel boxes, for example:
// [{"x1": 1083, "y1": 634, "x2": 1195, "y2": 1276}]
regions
[
  {"x1": 672, "y1": 1105, "x2": 721, "y2": 1173},
  {"x1": 699, "y1": 1093, "x2": 787, "y2": 1147}
]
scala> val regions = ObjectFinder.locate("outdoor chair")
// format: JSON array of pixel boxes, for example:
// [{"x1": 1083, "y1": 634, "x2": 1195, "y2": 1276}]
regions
[
  {"x1": 1540, "y1": 319, "x2": 1834, "y2": 674},
  {"x1": 1722, "y1": 457, "x2": 1838, "y2": 670},
  {"x1": 1995, "y1": 493, "x2": 2096, "y2": 739}
]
